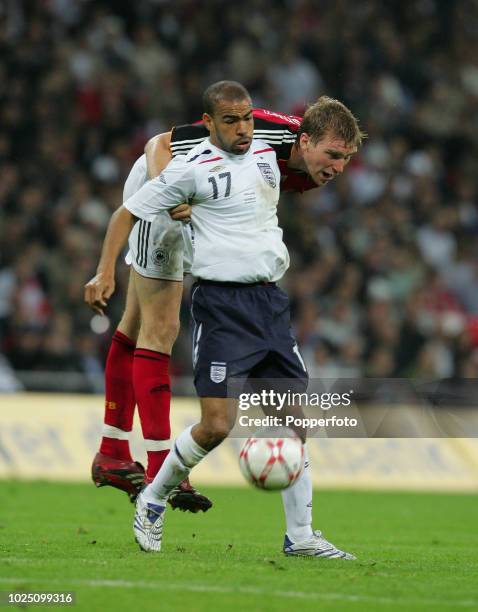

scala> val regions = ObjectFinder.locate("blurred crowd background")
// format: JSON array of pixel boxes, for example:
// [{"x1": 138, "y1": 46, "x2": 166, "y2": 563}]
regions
[{"x1": 1, "y1": 0, "x2": 478, "y2": 393}]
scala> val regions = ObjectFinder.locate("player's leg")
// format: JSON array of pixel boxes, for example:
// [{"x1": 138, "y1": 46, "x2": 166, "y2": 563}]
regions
[
  {"x1": 133, "y1": 281, "x2": 267, "y2": 551},
  {"x1": 134, "y1": 397, "x2": 233, "y2": 552},
  {"x1": 102, "y1": 270, "x2": 141, "y2": 459},
  {"x1": 261, "y1": 285, "x2": 354, "y2": 559},
  {"x1": 132, "y1": 269, "x2": 181, "y2": 481},
  {"x1": 144, "y1": 396, "x2": 231, "y2": 501},
  {"x1": 129, "y1": 217, "x2": 212, "y2": 512},
  {"x1": 92, "y1": 271, "x2": 145, "y2": 501}
]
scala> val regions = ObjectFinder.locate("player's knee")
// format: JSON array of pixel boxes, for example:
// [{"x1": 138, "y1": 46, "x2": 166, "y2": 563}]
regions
[
  {"x1": 141, "y1": 316, "x2": 179, "y2": 347},
  {"x1": 162, "y1": 317, "x2": 180, "y2": 344}
]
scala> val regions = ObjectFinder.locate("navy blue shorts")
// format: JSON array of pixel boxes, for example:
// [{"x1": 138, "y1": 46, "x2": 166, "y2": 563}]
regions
[{"x1": 190, "y1": 281, "x2": 308, "y2": 398}]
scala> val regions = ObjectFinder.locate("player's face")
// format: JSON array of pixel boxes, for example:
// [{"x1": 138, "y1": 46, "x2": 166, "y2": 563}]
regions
[
  {"x1": 298, "y1": 132, "x2": 357, "y2": 186},
  {"x1": 203, "y1": 99, "x2": 254, "y2": 155}
]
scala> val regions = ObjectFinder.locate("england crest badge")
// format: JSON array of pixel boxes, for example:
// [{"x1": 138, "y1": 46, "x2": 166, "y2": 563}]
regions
[
  {"x1": 257, "y1": 162, "x2": 277, "y2": 188},
  {"x1": 210, "y1": 361, "x2": 227, "y2": 383}
]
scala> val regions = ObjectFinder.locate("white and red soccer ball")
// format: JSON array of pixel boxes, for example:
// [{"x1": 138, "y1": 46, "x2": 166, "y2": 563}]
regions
[{"x1": 239, "y1": 429, "x2": 304, "y2": 490}]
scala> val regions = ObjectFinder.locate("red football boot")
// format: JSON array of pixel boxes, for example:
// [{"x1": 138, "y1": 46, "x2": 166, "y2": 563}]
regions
[
  {"x1": 91, "y1": 452, "x2": 145, "y2": 502},
  {"x1": 168, "y1": 477, "x2": 213, "y2": 513},
  {"x1": 143, "y1": 475, "x2": 213, "y2": 513}
]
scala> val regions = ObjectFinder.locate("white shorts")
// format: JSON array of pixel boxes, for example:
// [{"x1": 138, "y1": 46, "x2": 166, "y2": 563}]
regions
[{"x1": 126, "y1": 213, "x2": 193, "y2": 281}]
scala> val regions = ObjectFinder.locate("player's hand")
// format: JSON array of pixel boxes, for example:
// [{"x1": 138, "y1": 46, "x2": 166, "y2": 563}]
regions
[
  {"x1": 84, "y1": 272, "x2": 115, "y2": 315},
  {"x1": 169, "y1": 203, "x2": 192, "y2": 223}
]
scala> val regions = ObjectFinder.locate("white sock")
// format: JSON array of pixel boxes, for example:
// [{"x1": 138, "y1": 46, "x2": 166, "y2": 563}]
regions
[
  {"x1": 142, "y1": 425, "x2": 208, "y2": 505},
  {"x1": 281, "y1": 444, "x2": 313, "y2": 542}
]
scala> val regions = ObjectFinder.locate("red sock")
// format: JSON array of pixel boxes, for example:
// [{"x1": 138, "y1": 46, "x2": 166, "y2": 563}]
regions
[
  {"x1": 99, "y1": 330, "x2": 136, "y2": 461},
  {"x1": 133, "y1": 348, "x2": 171, "y2": 480}
]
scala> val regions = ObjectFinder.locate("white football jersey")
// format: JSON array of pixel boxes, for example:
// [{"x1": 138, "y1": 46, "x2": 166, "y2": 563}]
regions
[{"x1": 123, "y1": 138, "x2": 289, "y2": 282}]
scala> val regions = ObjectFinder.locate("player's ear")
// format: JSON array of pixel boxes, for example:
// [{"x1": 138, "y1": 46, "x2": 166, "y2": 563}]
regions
[
  {"x1": 299, "y1": 132, "x2": 310, "y2": 151},
  {"x1": 202, "y1": 113, "x2": 213, "y2": 132}
]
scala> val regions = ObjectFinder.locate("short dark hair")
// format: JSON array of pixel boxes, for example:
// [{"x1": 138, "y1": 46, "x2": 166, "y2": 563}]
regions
[
  {"x1": 297, "y1": 96, "x2": 366, "y2": 147},
  {"x1": 203, "y1": 80, "x2": 252, "y2": 115}
]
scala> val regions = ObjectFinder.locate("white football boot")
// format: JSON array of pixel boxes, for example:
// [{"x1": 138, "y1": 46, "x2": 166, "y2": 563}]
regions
[
  {"x1": 283, "y1": 530, "x2": 356, "y2": 559},
  {"x1": 133, "y1": 492, "x2": 166, "y2": 552}
]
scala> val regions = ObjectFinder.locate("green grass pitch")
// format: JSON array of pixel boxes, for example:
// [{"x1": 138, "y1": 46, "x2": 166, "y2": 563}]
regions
[{"x1": 0, "y1": 482, "x2": 477, "y2": 611}]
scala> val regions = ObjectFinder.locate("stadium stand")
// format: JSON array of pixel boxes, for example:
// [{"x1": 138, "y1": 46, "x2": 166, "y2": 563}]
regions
[{"x1": 1, "y1": 0, "x2": 478, "y2": 392}]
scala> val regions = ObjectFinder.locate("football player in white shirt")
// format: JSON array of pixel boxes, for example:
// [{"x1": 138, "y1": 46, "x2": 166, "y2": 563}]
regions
[
  {"x1": 128, "y1": 81, "x2": 356, "y2": 560},
  {"x1": 85, "y1": 93, "x2": 361, "y2": 513}
]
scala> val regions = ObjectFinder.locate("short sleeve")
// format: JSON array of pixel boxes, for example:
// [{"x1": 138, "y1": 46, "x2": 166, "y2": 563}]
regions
[
  {"x1": 252, "y1": 109, "x2": 299, "y2": 160},
  {"x1": 123, "y1": 156, "x2": 195, "y2": 222},
  {"x1": 170, "y1": 123, "x2": 209, "y2": 157}
]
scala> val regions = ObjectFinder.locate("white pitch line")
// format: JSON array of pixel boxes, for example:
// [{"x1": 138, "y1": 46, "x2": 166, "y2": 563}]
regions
[{"x1": 0, "y1": 577, "x2": 476, "y2": 608}]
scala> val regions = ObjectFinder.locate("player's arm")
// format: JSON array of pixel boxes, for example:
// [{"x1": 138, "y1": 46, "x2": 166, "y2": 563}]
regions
[
  {"x1": 84, "y1": 140, "x2": 190, "y2": 314},
  {"x1": 144, "y1": 131, "x2": 171, "y2": 178},
  {"x1": 123, "y1": 157, "x2": 194, "y2": 221},
  {"x1": 84, "y1": 163, "x2": 187, "y2": 315},
  {"x1": 84, "y1": 206, "x2": 135, "y2": 315},
  {"x1": 145, "y1": 131, "x2": 191, "y2": 222}
]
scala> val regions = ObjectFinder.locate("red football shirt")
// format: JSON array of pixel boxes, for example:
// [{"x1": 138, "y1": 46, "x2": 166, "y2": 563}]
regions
[{"x1": 170, "y1": 108, "x2": 318, "y2": 194}]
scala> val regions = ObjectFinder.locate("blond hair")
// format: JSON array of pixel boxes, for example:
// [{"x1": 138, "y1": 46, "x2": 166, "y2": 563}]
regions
[{"x1": 297, "y1": 96, "x2": 365, "y2": 146}]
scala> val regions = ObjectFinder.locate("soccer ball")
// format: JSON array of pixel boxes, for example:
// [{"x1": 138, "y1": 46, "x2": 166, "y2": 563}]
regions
[{"x1": 238, "y1": 429, "x2": 304, "y2": 490}]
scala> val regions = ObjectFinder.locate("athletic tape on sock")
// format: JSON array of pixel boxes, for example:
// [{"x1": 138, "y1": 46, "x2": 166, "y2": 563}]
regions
[
  {"x1": 144, "y1": 439, "x2": 171, "y2": 451},
  {"x1": 101, "y1": 425, "x2": 130, "y2": 440}
]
